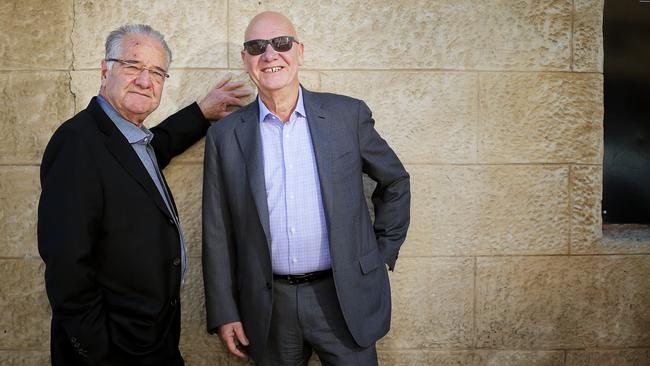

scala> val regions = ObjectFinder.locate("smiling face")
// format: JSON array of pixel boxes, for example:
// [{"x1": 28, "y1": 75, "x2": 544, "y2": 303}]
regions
[
  {"x1": 99, "y1": 34, "x2": 167, "y2": 125},
  {"x1": 241, "y1": 12, "x2": 304, "y2": 99}
]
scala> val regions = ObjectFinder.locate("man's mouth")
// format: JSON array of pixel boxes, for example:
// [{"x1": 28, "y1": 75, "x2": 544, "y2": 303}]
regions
[
  {"x1": 262, "y1": 66, "x2": 283, "y2": 73},
  {"x1": 129, "y1": 91, "x2": 151, "y2": 97}
]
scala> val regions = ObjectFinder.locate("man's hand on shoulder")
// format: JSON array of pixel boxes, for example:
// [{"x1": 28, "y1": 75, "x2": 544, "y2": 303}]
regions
[
  {"x1": 199, "y1": 73, "x2": 254, "y2": 121},
  {"x1": 217, "y1": 321, "x2": 250, "y2": 359}
]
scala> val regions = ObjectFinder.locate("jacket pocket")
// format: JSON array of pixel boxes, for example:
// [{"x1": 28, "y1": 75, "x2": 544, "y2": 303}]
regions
[{"x1": 358, "y1": 248, "x2": 383, "y2": 275}]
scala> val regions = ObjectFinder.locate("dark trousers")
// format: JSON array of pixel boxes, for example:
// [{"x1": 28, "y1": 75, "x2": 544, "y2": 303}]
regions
[{"x1": 259, "y1": 276, "x2": 377, "y2": 366}]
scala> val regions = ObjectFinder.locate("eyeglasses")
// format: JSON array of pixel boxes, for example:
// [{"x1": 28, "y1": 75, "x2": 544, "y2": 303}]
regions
[
  {"x1": 106, "y1": 58, "x2": 170, "y2": 83},
  {"x1": 243, "y1": 36, "x2": 299, "y2": 56}
]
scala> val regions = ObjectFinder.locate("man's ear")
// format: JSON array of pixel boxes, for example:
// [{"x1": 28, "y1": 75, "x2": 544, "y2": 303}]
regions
[
  {"x1": 297, "y1": 42, "x2": 304, "y2": 66},
  {"x1": 100, "y1": 60, "x2": 109, "y2": 84},
  {"x1": 100, "y1": 60, "x2": 109, "y2": 89},
  {"x1": 241, "y1": 49, "x2": 247, "y2": 65}
]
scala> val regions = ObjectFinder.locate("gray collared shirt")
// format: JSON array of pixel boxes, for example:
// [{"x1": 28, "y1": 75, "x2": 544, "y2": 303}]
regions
[{"x1": 97, "y1": 95, "x2": 187, "y2": 279}]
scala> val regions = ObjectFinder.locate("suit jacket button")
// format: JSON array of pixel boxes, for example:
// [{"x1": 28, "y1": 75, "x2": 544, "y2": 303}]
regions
[
  {"x1": 172, "y1": 258, "x2": 181, "y2": 266},
  {"x1": 170, "y1": 298, "x2": 177, "y2": 306},
  {"x1": 266, "y1": 282, "x2": 272, "y2": 290}
]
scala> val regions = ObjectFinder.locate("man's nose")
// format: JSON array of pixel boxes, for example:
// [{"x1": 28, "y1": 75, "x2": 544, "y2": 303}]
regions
[
  {"x1": 134, "y1": 69, "x2": 153, "y2": 88},
  {"x1": 261, "y1": 44, "x2": 278, "y2": 61}
]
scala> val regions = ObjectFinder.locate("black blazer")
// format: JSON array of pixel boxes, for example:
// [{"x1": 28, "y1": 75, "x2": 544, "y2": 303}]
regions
[{"x1": 38, "y1": 97, "x2": 209, "y2": 365}]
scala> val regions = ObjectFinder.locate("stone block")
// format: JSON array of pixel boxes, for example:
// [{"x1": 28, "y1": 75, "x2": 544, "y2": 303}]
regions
[
  {"x1": 0, "y1": 71, "x2": 75, "y2": 164},
  {"x1": 476, "y1": 256, "x2": 650, "y2": 348},
  {"x1": 377, "y1": 350, "x2": 476, "y2": 365},
  {"x1": 567, "y1": 349, "x2": 650, "y2": 366},
  {"x1": 230, "y1": 353, "x2": 254, "y2": 365},
  {"x1": 69, "y1": 70, "x2": 100, "y2": 114},
  {"x1": 594, "y1": 225, "x2": 650, "y2": 255},
  {"x1": 165, "y1": 163, "x2": 203, "y2": 257},
  {"x1": 179, "y1": 257, "x2": 222, "y2": 353},
  {"x1": 474, "y1": 350, "x2": 565, "y2": 366},
  {"x1": 571, "y1": 165, "x2": 604, "y2": 253},
  {"x1": 478, "y1": 72, "x2": 603, "y2": 164},
  {"x1": 182, "y1": 350, "x2": 230, "y2": 366},
  {"x1": 406, "y1": 164, "x2": 569, "y2": 256},
  {"x1": 320, "y1": 71, "x2": 478, "y2": 164},
  {"x1": 0, "y1": 259, "x2": 50, "y2": 349},
  {"x1": 379, "y1": 258, "x2": 474, "y2": 350},
  {"x1": 178, "y1": 258, "x2": 232, "y2": 360},
  {"x1": 70, "y1": 70, "x2": 99, "y2": 113},
  {"x1": 302, "y1": 350, "x2": 565, "y2": 365},
  {"x1": 72, "y1": 0, "x2": 228, "y2": 69},
  {"x1": 380, "y1": 350, "x2": 564, "y2": 365},
  {"x1": 0, "y1": 351, "x2": 49, "y2": 366},
  {"x1": 573, "y1": 0, "x2": 604, "y2": 72},
  {"x1": 229, "y1": 0, "x2": 572, "y2": 71},
  {"x1": 0, "y1": 166, "x2": 40, "y2": 257},
  {"x1": 0, "y1": 0, "x2": 72, "y2": 70}
]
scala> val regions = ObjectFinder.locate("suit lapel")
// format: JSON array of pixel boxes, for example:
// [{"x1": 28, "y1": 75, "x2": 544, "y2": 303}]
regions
[
  {"x1": 234, "y1": 101, "x2": 272, "y2": 247},
  {"x1": 88, "y1": 98, "x2": 175, "y2": 221},
  {"x1": 302, "y1": 89, "x2": 335, "y2": 222}
]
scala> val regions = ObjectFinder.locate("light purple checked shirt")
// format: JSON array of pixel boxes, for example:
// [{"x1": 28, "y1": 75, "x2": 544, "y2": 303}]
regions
[{"x1": 259, "y1": 88, "x2": 331, "y2": 275}]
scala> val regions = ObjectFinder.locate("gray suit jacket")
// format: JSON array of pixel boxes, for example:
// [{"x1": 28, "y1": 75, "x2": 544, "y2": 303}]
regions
[{"x1": 202, "y1": 88, "x2": 410, "y2": 361}]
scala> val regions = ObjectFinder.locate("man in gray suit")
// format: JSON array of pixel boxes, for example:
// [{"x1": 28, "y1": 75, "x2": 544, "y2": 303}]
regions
[{"x1": 202, "y1": 11, "x2": 410, "y2": 365}]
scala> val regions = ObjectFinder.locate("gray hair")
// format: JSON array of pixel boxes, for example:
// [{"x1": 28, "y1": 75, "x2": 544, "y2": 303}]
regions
[{"x1": 105, "y1": 24, "x2": 172, "y2": 69}]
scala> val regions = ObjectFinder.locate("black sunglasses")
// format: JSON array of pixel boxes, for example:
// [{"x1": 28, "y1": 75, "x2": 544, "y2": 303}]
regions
[{"x1": 243, "y1": 36, "x2": 299, "y2": 56}]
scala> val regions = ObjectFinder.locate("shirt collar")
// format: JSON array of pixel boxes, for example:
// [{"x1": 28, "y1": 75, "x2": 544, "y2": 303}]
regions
[
  {"x1": 97, "y1": 95, "x2": 153, "y2": 144},
  {"x1": 258, "y1": 86, "x2": 306, "y2": 124}
]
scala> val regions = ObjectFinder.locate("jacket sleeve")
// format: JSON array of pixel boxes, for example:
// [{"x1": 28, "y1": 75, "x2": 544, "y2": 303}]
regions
[
  {"x1": 151, "y1": 102, "x2": 211, "y2": 169},
  {"x1": 357, "y1": 100, "x2": 411, "y2": 270},
  {"x1": 38, "y1": 128, "x2": 108, "y2": 364},
  {"x1": 202, "y1": 127, "x2": 241, "y2": 332}
]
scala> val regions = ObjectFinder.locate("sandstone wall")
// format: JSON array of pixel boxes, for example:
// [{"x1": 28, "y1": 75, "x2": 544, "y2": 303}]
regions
[{"x1": 2, "y1": 1, "x2": 647, "y2": 365}]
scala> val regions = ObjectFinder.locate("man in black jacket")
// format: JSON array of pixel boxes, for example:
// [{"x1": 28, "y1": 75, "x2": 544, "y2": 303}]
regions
[{"x1": 38, "y1": 24, "x2": 249, "y2": 365}]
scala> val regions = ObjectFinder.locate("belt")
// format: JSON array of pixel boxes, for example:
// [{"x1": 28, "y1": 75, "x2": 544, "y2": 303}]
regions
[{"x1": 273, "y1": 269, "x2": 332, "y2": 285}]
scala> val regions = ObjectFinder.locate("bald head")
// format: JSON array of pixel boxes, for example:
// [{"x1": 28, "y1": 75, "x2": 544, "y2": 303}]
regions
[
  {"x1": 244, "y1": 11, "x2": 298, "y2": 41},
  {"x1": 241, "y1": 11, "x2": 304, "y2": 110}
]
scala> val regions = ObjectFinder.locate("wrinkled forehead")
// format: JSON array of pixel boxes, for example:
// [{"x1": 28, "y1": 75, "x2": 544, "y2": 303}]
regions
[
  {"x1": 244, "y1": 15, "x2": 297, "y2": 41},
  {"x1": 120, "y1": 35, "x2": 167, "y2": 66}
]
